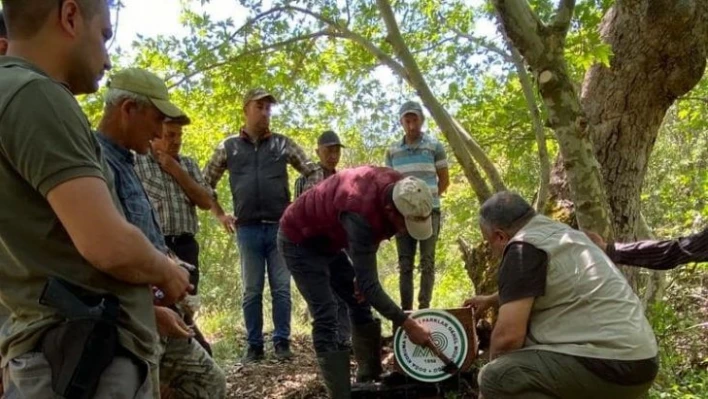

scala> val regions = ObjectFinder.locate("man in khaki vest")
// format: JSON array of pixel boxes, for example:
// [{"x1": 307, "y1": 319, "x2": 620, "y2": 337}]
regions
[{"x1": 464, "y1": 192, "x2": 658, "y2": 399}]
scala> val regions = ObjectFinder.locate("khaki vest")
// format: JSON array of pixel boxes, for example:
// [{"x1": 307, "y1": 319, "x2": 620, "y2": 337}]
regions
[{"x1": 509, "y1": 215, "x2": 657, "y2": 360}]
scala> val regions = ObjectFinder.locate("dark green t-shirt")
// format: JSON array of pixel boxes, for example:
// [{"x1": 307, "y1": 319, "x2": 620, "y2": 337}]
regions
[{"x1": 0, "y1": 57, "x2": 158, "y2": 366}]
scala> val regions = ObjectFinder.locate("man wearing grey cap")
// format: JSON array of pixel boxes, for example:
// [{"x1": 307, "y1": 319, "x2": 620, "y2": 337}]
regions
[
  {"x1": 204, "y1": 88, "x2": 323, "y2": 363},
  {"x1": 294, "y1": 130, "x2": 344, "y2": 197},
  {"x1": 385, "y1": 101, "x2": 449, "y2": 311},
  {"x1": 294, "y1": 130, "x2": 352, "y2": 351}
]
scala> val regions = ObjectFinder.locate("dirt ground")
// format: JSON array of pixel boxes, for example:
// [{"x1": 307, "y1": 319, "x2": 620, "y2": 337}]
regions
[
  {"x1": 224, "y1": 336, "x2": 328, "y2": 399},
  {"x1": 223, "y1": 335, "x2": 479, "y2": 399}
]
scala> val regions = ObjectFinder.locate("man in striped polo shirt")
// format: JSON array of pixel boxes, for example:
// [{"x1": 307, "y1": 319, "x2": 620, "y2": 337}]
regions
[{"x1": 385, "y1": 101, "x2": 450, "y2": 311}]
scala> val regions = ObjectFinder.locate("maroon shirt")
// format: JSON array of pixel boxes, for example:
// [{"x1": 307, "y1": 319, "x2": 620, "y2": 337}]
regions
[
  {"x1": 280, "y1": 166, "x2": 403, "y2": 252},
  {"x1": 607, "y1": 227, "x2": 708, "y2": 270},
  {"x1": 280, "y1": 166, "x2": 408, "y2": 324}
]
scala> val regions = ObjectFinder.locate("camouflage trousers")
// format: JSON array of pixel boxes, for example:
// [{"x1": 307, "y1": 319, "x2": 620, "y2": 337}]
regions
[{"x1": 153, "y1": 336, "x2": 226, "y2": 399}]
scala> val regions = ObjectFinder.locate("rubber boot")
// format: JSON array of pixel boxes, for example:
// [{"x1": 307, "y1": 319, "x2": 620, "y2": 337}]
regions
[
  {"x1": 351, "y1": 319, "x2": 383, "y2": 383},
  {"x1": 317, "y1": 350, "x2": 352, "y2": 399}
]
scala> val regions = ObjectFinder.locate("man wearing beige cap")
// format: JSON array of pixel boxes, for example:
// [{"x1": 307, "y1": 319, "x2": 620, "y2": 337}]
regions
[
  {"x1": 278, "y1": 167, "x2": 434, "y2": 397},
  {"x1": 204, "y1": 88, "x2": 322, "y2": 363},
  {"x1": 96, "y1": 68, "x2": 226, "y2": 398}
]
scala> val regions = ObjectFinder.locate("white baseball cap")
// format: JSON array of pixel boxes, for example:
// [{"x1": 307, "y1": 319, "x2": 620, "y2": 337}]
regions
[{"x1": 392, "y1": 177, "x2": 434, "y2": 240}]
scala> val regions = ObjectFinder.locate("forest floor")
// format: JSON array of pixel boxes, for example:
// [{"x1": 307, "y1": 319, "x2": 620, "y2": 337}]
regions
[
  {"x1": 223, "y1": 335, "x2": 327, "y2": 399},
  {"x1": 209, "y1": 278, "x2": 708, "y2": 398},
  {"x1": 220, "y1": 333, "x2": 479, "y2": 399}
]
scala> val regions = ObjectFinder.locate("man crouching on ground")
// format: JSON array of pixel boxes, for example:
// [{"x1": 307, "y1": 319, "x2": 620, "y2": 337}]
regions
[{"x1": 465, "y1": 192, "x2": 659, "y2": 399}]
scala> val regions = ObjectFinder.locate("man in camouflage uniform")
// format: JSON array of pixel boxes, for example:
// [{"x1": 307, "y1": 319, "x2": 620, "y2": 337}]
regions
[{"x1": 96, "y1": 68, "x2": 226, "y2": 398}]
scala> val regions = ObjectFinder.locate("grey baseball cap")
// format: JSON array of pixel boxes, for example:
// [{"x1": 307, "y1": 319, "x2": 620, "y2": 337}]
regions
[
  {"x1": 243, "y1": 88, "x2": 277, "y2": 108},
  {"x1": 399, "y1": 101, "x2": 424, "y2": 119},
  {"x1": 317, "y1": 130, "x2": 345, "y2": 147}
]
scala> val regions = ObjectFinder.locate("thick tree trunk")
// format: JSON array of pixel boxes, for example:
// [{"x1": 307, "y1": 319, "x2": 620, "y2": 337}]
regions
[
  {"x1": 458, "y1": 238, "x2": 498, "y2": 297},
  {"x1": 498, "y1": 0, "x2": 708, "y2": 297},
  {"x1": 494, "y1": 0, "x2": 614, "y2": 238},
  {"x1": 579, "y1": 1, "x2": 708, "y2": 290}
]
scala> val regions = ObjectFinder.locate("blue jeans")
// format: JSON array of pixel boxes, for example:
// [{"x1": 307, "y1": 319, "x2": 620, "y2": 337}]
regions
[{"x1": 236, "y1": 223, "x2": 291, "y2": 348}]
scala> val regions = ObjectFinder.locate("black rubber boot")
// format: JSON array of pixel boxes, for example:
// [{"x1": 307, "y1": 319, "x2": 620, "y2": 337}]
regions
[
  {"x1": 351, "y1": 319, "x2": 383, "y2": 383},
  {"x1": 317, "y1": 350, "x2": 352, "y2": 399}
]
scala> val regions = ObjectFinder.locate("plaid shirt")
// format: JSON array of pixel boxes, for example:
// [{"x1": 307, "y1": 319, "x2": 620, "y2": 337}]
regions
[
  {"x1": 203, "y1": 128, "x2": 323, "y2": 192},
  {"x1": 134, "y1": 153, "x2": 213, "y2": 236},
  {"x1": 294, "y1": 165, "x2": 336, "y2": 198}
]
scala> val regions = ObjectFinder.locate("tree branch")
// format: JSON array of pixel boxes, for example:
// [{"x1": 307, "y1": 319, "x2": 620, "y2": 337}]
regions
[
  {"x1": 551, "y1": 0, "x2": 576, "y2": 38},
  {"x1": 329, "y1": 32, "x2": 408, "y2": 81},
  {"x1": 493, "y1": 0, "x2": 547, "y2": 66},
  {"x1": 451, "y1": 27, "x2": 512, "y2": 62},
  {"x1": 510, "y1": 45, "x2": 551, "y2": 213},
  {"x1": 262, "y1": 5, "x2": 410, "y2": 81},
  {"x1": 167, "y1": 31, "x2": 328, "y2": 89},
  {"x1": 495, "y1": 0, "x2": 613, "y2": 236},
  {"x1": 346, "y1": 0, "x2": 352, "y2": 25},
  {"x1": 411, "y1": 36, "x2": 457, "y2": 55},
  {"x1": 493, "y1": 10, "x2": 551, "y2": 212},
  {"x1": 166, "y1": 7, "x2": 293, "y2": 82},
  {"x1": 376, "y1": 0, "x2": 501, "y2": 201}
]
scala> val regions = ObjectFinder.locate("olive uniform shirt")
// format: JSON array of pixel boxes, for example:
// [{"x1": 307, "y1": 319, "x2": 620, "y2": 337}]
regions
[{"x1": 0, "y1": 57, "x2": 158, "y2": 366}]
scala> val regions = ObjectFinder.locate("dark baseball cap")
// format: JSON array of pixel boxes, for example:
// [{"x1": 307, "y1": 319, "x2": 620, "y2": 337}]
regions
[
  {"x1": 243, "y1": 88, "x2": 277, "y2": 108},
  {"x1": 317, "y1": 130, "x2": 345, "y2": 148},
  {"x1": 399, "y1": 101, "x2": 424, "y2": 119}
]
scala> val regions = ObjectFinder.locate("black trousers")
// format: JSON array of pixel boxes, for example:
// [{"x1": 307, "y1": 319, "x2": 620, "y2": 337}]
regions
[
  {"x1": 165, "y1": 233, "x2": 200, "y2": 294},
  {"x1": 163, "y1": 233, "x2": 212, "y2": 355},
  {"x1": 277, "y1": 233, "x2": 374, "y2": 354}
]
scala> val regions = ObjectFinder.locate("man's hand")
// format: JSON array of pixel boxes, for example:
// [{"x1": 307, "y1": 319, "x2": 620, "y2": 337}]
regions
[
  {"x1": 353, "y1": 278, "x2": 366, "y2": 304},
  {"x1": 217, "y1": 213, "x2": 236, "y2": 234},
  {"x1": 155, "y1": 150, "x2": 181, "y2": 176},
  {"x1": 155, "y1": 258, "x2": 192, "y2": 306},
  {"x1": 583, "y1": 230, "x2": 608, "y2": 252},
  {"x1": 155, "y1": 306, "x2": 194, "y2": 339},
  {"x1": 462, "y1": 294, "x2": 498, "y2": 317},
  {"x1": 402, "y1": 317, "x2": 432, "y2": 346}
]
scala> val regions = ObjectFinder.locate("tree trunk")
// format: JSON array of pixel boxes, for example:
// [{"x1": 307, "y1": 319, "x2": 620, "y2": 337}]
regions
[
  {"x1": 375, "y1": 0, "x2": 507, "y2": 203},
  {"x1": 494, "y1": 0, "x2": 615, "y2": 238},
  {"x1": 458, "y1": 238, "x2": 498, "y2": 297},
  {"x1": 579, "y1": 0, "x2": 708, "y2": 290}
]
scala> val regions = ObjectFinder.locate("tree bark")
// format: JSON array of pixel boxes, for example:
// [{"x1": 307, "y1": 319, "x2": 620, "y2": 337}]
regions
[
  {"x1": 585, "y1": 1, "x2": 708, "y2": 230},
  {"x1": 494, "y1": 0, "x2": 614, "y2": 237},
  {"x1": 375, "y1": 0, "x2": 507, "y2": 203},
  {"x1": 509, "y1": 45, "x2": 551, "y2": 213},
  {"x1": 579, "y1": 0, "x2": 708, "y2": 290}
]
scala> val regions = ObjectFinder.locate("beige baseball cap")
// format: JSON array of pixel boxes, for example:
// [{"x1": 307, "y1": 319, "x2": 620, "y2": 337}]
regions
[
  {"x1": 107, "y1": 68, "x2": 187, "y2": 119},
  {"x1": 392, "y1": 176, "x2": 434, "y2": 240}
]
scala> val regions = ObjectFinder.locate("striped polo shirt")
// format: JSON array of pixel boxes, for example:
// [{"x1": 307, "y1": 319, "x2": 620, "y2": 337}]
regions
[{"x1": 385, "y1": 133, "x2": 448, "y2": 209}]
